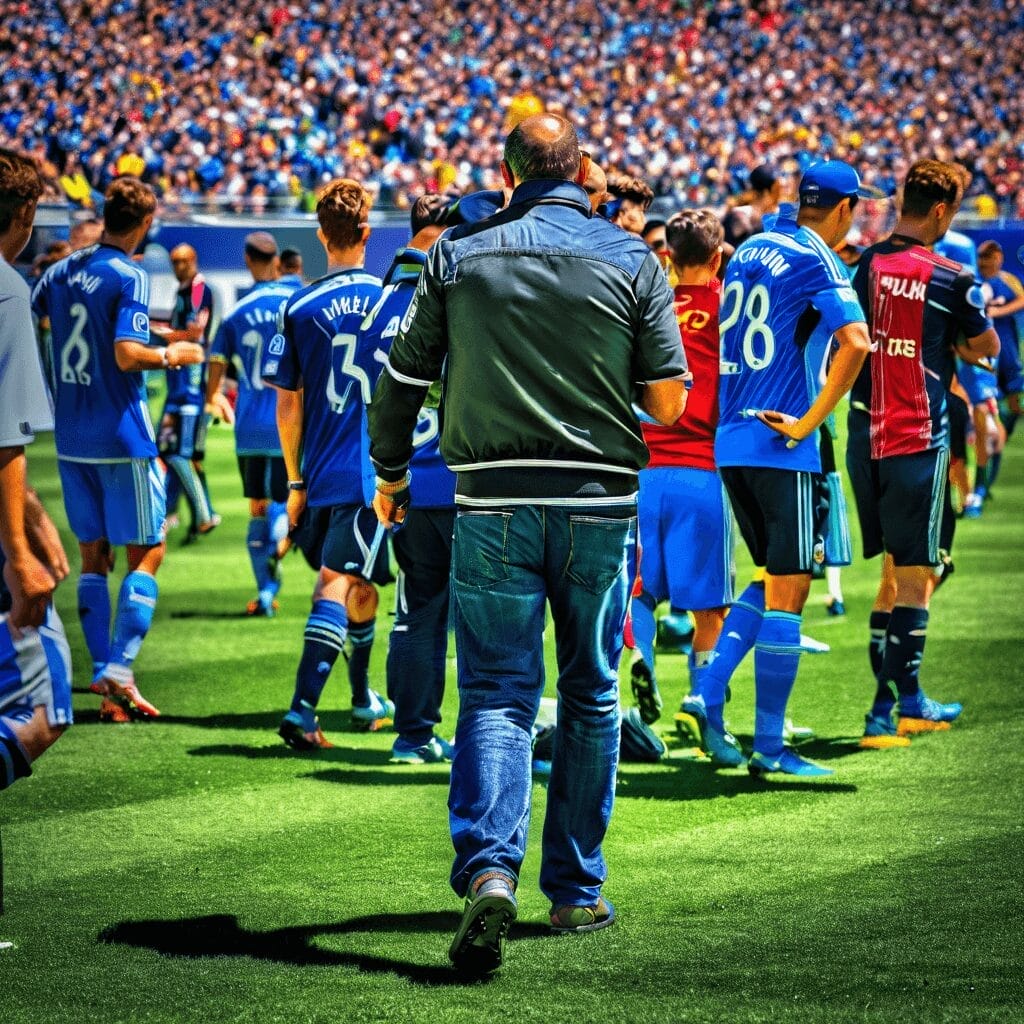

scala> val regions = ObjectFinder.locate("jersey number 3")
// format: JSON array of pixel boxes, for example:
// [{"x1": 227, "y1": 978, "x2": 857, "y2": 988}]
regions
[
  {"x1": 60, "y1": 302, "x2": 92, "y2": 386},
  {"x1": 326, "y1": 332, "x2": 371, "y2": 413},
  {"x1": 720, "y1": 281, "x2": 776, "y2": 371}
]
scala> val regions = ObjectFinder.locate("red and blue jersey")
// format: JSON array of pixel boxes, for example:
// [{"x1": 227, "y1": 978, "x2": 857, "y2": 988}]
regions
[
  {"x1": 361, "y1": 248, "x2": 455, "y2": 508},
  {"x1": 262, "y1": 267, "x2": 383, "y2": 509},
  {"x1": 851, "y1": 237, "x2": 991, "y2": 459},
  {"x1": 32, "y1": 244, "x2": 157, "y2": 461},
  {"x1": 642, "y1": 282, "x2": 719, "y2": 471},
  {"x1": 210, "y1": 280, "x2": 298, "y2": 456}
]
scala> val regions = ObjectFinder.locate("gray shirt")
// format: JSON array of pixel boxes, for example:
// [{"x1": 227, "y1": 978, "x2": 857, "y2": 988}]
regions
[{"x1": 0, "y1": 256, "x2": 53, "y2": 448}]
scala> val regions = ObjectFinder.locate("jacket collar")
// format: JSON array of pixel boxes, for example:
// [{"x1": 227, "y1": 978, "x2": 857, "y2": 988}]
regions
[{"x1": 507, "y1": 179, "x2": 593, "y2": 217}]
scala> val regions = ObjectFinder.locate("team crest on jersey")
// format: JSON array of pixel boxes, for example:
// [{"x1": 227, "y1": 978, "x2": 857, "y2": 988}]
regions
[
  {"x1": 382, "y1": 315, "x2": 401, "y2": 339},
  {"x1": 133, "y1": 311, "x2": 149, "y2": 334},
  {"x1": 966, "y1": 284, "x2": 987, "y2": 310},
  {"x1": 268, "y1": 333, "x2": 286, "y2": 355},
  {"x1": 264, "y1": 360, "x2": 279, "y2": 375}
]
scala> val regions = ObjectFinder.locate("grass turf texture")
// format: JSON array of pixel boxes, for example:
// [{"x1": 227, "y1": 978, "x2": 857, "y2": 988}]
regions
[{"x1": 2, "y1": 414, "x2": 1022, "y2": 1024}]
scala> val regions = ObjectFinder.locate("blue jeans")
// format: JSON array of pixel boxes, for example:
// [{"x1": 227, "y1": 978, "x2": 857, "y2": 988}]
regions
[{"x1": 448, "y1": 504, "x2": 635, "y2": 907}]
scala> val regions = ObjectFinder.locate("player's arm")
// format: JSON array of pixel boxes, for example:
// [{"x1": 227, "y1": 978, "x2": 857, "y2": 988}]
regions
[
  {"x1": 953, "y1": 271, "x2": 1000, "y2": 365},
  {"x1": 205, "y1": 320, "x2": 235, "y2": 422},
  {"x1": 23, "y1": 487, "x2": 68, "y2": 583},
  {"x1": 0, "y1": 448, "x2": 54, "y2": 629},
  {"x1": 273, "y1": 385, "x2": 305, "y2": 528},
  {"x1": 114, "y1": 338, "x2": 205, "y2": 372},
  {"x1": 635, "y1": 251, "x2": 689, "y2": 425},
  {"x1": 988, "y1": 289, "x2": 1024, "y2": 318},
  {"x1": 758, "y1": 320, "x2": 872, "y2": 443}
]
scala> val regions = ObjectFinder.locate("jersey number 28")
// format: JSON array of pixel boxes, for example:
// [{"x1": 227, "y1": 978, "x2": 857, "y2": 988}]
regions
[{"x1": 720, "y1": 281, "x2": 776, "y2": 371}]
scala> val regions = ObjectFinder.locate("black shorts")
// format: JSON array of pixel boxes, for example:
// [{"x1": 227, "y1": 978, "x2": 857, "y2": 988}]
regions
[
  {"x1": 291, "y1": 504, "x2": 391, "y2": 582},
  {"x1": 391, "y1": 507, "x2": 455, "y2": 614},
  {"x1": 846, "y1": 446, "x2": 949, "y2": 567},
  {"x1": 158, "y1": 407, "x2": 208, "y2": 460},
  {"x1": 947, "y1": 391, "x2": 969, "y2": 461},
  {"x1": 237, "y1": 455, "x2": 288, "y2": 502},
  {"x1": 720, "y1": 466, "x2": 825, "y2": 576}
]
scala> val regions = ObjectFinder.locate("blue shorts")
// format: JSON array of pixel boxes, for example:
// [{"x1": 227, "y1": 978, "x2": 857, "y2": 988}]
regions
[
  {"x1": 0, "y1": 606, "x2": 73, "y2": 731},
  {"x1": 159, "y1": 404, "x2": 209, "y2": 460},
  {"x1": 997, "y1": 335, "x2": 1024, "y2": 396},
  {"x1": 847, "y1": 446, "x2": 949, "y2": 566},
  {"x1": 958, "y1": 362, "x2": 1000, "y2": 406},
  {"x1": 295, "y1": 504, "x2": 391, "y2": 582},
  {"x1": 58, "y1": 458, "x2": 166, "y2": 546},
  {"x1": 637, "y1": 466, "x2": 733, "y2": 610}
]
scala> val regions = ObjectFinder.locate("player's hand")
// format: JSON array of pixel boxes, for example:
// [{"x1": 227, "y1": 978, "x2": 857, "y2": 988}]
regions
[
  {"x1": 286, "y1": 488, "x2": 307, "y2": 531},
  {"x1": 372, "y1": 490, "x2": 408, "y2": 529},
  {"x1": 3, "y1": 552, "x2": 55, "y2": 631},
  {"x1": 168, "y1": 342, "x2": 206, "y2": 367},
  {"x1": 955, "y1": 343, "x2": 996, "y2": 372},
  {"x1": 205, "y1": 393, "x2": 235, "y2": 425},
  {"x1": 24, "y1": 489, "x2": 69, "y2": 583},
  {"x1": 755, "y1": 409, "x2": 808, "y2": 447}
]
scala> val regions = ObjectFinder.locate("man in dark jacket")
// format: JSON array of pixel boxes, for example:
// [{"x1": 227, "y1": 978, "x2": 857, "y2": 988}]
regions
[{"x1": 368, "y1": 114, "x2": 688, "y2": 976}]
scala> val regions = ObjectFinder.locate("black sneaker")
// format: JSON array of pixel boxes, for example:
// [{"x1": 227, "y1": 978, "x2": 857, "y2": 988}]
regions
[
  {"x1": 449, "y1": 873, "x2": 517, "y2": 977},
  {"x1": 629, "y1": 651, "x2": 662, "y2": 724}
]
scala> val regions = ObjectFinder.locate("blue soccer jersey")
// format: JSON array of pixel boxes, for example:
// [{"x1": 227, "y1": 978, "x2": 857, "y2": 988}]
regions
[
  {"x1": 360, "y1": 249, "x2": 455, "y2": 509},
  {"x1": 262, "y1": 267, "x2": 383, "y2": 508},
  {"x1": 32, "y1": 244, "x2": 157, "y2": 461},
  {"x1": 211, "y1": 280, "x2": 298, "y2": 456},
  {"x1": 715, "y1": 218, "x2": 865, "y2": 472}
]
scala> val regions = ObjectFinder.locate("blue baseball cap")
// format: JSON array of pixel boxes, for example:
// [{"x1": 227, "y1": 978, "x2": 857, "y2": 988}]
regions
[{"x1": 799, "y1": 160, "x2": 885, "y2": 207}]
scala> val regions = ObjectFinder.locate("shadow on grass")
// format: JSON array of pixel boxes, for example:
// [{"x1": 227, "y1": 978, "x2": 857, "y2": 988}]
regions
[
  {"x1": 616, "y1": 764, "x2": 857, "y2": 801},
  {"x1": 185, "y1": 743, "x2": 389, "y2": 766},
  {"x1": 169, "y1": 610, "x2": 254, "y2": 620},
  {"x1": 99, "y1": 912, "x2": 549, "y2": 986},
  {"x1": 305, "y1": 767, "x2": 451, "y2": 786}
]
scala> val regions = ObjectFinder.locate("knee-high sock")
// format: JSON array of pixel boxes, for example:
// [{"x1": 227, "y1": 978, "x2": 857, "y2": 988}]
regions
[
  {"x1": 289, "y1": 599, "x2": 347, "y2": 727},
  {"x1": 347, "y1": 618, "x2": 375, "y2": 706},
  {"x1": 752, "y1": 610, "x2": 803, "y2": 758},
  {"x1": 268, "y1": 501, "x2": 289, "y2": 546},
  {"x1": 0, "y1": 721, "x2": 32, "y2": 790},
  {"x1": 77, "y1": 573, "x2": 111, "y2": 676},
  {"x1": 631, "y1": 592, "x2": 657, "y2": 679},
  {"x1": 695, "y1": 582, "x2": 765, "y2": 725},
  {"x1": 826, "y1": 566, "x2": 844, "y2": 603},
  {"x1": 167, "y1": 455, "x2": 212, "y2": 526},
  {"x1": 165, "y1": 470, "x2": 181, "y2": 516},
  {"x1": 869, "y1": 610, "x2": 894, "y2": 715},
  {"x1": 881, "y1": 606, "x2": 929, "y2": 702},
  {"x1": 246, "y1": 517, "x2": 273, "y2": 598},
  {"x1": 108, "y1": 572, "x2": 158, "y2": 674}
]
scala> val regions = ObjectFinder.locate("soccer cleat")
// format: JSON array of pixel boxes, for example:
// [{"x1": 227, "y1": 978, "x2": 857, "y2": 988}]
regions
[
  {"x1": 449, "y1": 873, "x2": 517, "y2": 976},
  {"x1": 99, "y1": 673, "x2": 161, "y2": 718},
  {"x1": 799, "y1": 633, "x2": 830, "y2": 654},
  {"x1": 897, "y1": 694, "x2": 963, "y2": 735},
  {"x1": 351, "y1": 690, "x2": 395, "y2": 732},
  {"x1": 629, "y1": 651, "x2": 662, "y2": 725},
  {"x1": 747, "y1": 749, "x2": 835, "y2": 777},
  {"x1": 550, "y1": 896, "x2": 615, "y2": 934},
  {"x1": 246, "y1": 597, "x2": 280, "y2": 618},
  {"x1": 859, "y1": 711, "x2": 912, "y2": 749},
  {"x1": 675, "y1": 696, "x2": 745, "y2": 767},
  {"x1": 962, "y1": 494, "x2": 983, "y2": 519},
  {"x1": 278, "y1": 715, "x2": 335, "y2": 750},
  {"x1": 389, "y1": 735, "x2": 454, "y2": 764},
  {"x1": 783, "y1": 717, "x2": 815, "y2": 743},
  {"x1": 98, "y1": 698, "x2": 132, "y2": 724},
  {"x1": 826, "y1": 599, "x2": 846, "y2": 617}
]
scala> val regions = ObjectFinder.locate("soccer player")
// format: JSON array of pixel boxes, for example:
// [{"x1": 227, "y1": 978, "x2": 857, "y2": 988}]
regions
[
  {"x1": 707, "y1": 160, "x2": 872, "y2": 776},
  {"x1": 278, "y1": 248, "x2": 305, "y2": 287},
  {"x1": 32, "y1": 177, "x2": 205, "y2": 721},
  {"x1": 207, "y1": 233, "x2": 299, "y2": 617},
  {"x1": 0, "y1": 147, "x2": 72, "y2": 788},
  {"x1": 263, "y1": 178, "x2": 389, "y2": 749},
  {"x1": 628, "y1": 209, "x2": 740, "y2": 765},
  {"x1": 155, "y1": 243, "x2": 218, "y2": 540},
  {"x1": 847, "y1": 160, "x2": 999, "y2": 747},
  {"x1": 358, "y1": 195, "x2": 456, "y2": 764}
]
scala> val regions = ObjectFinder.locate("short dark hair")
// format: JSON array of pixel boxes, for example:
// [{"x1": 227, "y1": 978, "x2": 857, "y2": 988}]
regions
[
  {"x1": 316, "y1": 178, "x2": 372, "y2": 251},
  {"x1": 607, "y1": 173, "x2": 655, "y2": 211},
  {"x1": 410, "y1": 194, "x2": 451, "y2": 234},
  {"x1": 503, "y1": 115, "x2": 581, "y2": 182},
  {"x1": 0, "y1": 148, "x2": 43, "y2": 234},
  {"x1": 103, "y1": 177, "x2": 156, "y2": 234},
  {"x1": 665, "y1": 209, "x2": 724, "y2": 268},
  {"x1": 901, "y1": 160, "x2": 963, "y2": 219},
  {"x1": 280, "y1": 247, "x2": 302, "y2": 270},
  {"x1": 977, "y1": 240, "x2": 1003, "y2": 259}
]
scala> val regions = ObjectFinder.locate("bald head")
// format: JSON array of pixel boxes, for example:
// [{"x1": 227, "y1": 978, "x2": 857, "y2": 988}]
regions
[
  {"x1": 170, "y1": 244, "x2": 197, "y2": 283},
  {"x1": 503, "y1": 113, "x2": 582, "y2": 184}
]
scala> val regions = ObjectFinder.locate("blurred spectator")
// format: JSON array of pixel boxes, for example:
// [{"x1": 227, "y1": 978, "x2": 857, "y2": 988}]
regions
[{"x1": 0, "y1": 1, "x2": 1021, "y2": 213}]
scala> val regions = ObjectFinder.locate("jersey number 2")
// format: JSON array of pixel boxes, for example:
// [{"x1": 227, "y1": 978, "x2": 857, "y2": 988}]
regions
[{"x1": 60, "y1": 303, "x2": 92, "y2": 386}]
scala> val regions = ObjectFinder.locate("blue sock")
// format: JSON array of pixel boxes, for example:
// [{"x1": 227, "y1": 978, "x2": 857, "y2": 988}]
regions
[
  {"x1": 868, "y1": 610, "x2": 894, "y2": 716},
  {"x1": 108, "y1": 572, "x2": 158, "y2": 672},
  {"x1": 347, "y1": 618, "x2": 375, "y2": 706},
  {"x1": 631, "y1": 592, "x2": 657, "y2": 679},
  {"x1": 974, "y1": 462, "x2": 990, "y2": 500},
  {"x1": 753, "y1": 611, "x2": 803, "y2": 758},
  {"x1": 246, "y1": 517, "x2": 272, "y2": 598},
  {"x1": 698, "y1": 582, "x2": 765, "y2": 710},
  {"x1": 268, "y1": 501, "x2": 289, "y2": 545},
  {"x1": 289, "y1": 599, "x2": 347, "y2": 726},
  {"x1": 77, "y1": 573, "x2": 111, "y2": 676},
  {"x1": 688, "y1": 648, "x2": 721, "y2": 727},
  {"x1": 165, "y1": 470, "x2": 181, "y2": 517},
  {"x1": 0, "y1": 721, "x2": 32, "y2": 790},
  {"x1": 882, "y1": 606, "x2": 929, "y2": 703},
  {"x1": 988, "y1": 450, "x2": 1003, "y2": 491}
]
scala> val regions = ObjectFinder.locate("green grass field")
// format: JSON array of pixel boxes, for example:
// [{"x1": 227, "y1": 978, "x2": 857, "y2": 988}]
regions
[{"x1": 2, "y1": 419, "x2": 1023, "y2": 1024}]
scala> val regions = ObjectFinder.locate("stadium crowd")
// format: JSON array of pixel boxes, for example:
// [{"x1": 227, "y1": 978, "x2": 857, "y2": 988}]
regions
[{"x1": 2, "y1": 0, "x2": 1024, "y2": 214}]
